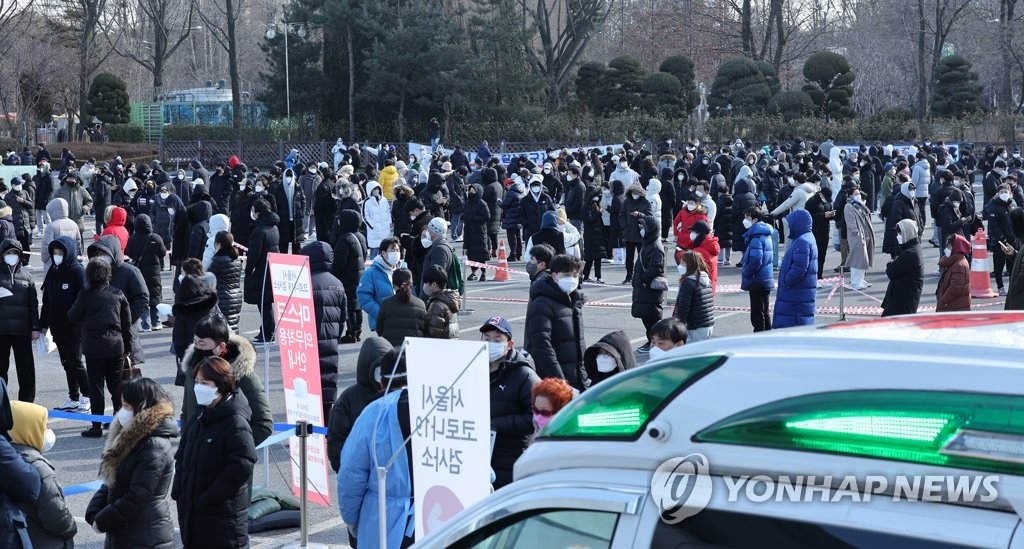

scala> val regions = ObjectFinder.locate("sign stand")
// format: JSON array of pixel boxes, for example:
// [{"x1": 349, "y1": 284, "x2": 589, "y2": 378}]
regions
[{"x1": 284, "y1": 421, "x2": 327, "y2": 549}]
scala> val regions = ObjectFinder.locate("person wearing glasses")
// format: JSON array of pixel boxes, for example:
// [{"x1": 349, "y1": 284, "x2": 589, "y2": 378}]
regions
[
  {"x1": 479, "y1": 316, "x2": 540, "y2": 489},
  {"x1": 530, "y1": 377, "x2": 575, "y2": 441}
]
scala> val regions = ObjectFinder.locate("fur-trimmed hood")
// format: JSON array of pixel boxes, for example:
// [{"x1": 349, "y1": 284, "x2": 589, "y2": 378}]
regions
[
  {"x1": 180, "y1": 333, "x2": 256, "y2": 378},
  {"x1": 99, "y1": 399, "x2": 177, "y2": 488}
]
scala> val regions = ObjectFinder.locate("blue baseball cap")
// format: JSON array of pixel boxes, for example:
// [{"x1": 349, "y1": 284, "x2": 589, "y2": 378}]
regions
[{"x1": 480, "y1": 316, "x2": 513, "y2": 337}]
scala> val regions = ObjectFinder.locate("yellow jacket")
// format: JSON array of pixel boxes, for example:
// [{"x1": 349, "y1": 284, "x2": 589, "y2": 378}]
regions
[{"x1": 379, "y1": 165, "x2": 399, "y2": 200}]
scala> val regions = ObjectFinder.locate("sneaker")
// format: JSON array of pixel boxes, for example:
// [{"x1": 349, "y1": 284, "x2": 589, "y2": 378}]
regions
[
  {"x1": 999, "y1": 287, "x2": 1007, "y2": 296},
  {"x1": 81, "y1": 426, "x2": 103, "y2": 438},
  {"x1": 594, "y1": 279, "x2": 605, "y2": 284},
  {"x1": 853, "y1": 282, "x2": 871, "y2": 290},
  {"x1": 151, "y1": 323, "x2": 163, "y2": 331},
  {"x1": 55, "y1": 397, "x2": 79, "y2": 411},
  {"x1": 139, "y1": 325, "x2": 151, "y2": 333},
  {"x1": 621, "y1": 278, "x2": 631, "y2": 285},
  {"x1": 816, "y1": 280, "x2": 826, "y2": 289},
  {"x1": 252, "y1": 333, "x2": 274, "y2": 344},
  {"x1": 635, "y1": 343, "x2": 652, "y2": 354},
  {"x1": 467, "y1": 273, "x2": 478, "y2": 281},
  {"x1": 79, "y1": 397, "x2": 91, "y2": 411},
  {"x1": 582, "y1": 277, "x2": 592, "y2": 283},
  {"x1": 479, "y1": 274, "x2": 487, "y2": 282}
]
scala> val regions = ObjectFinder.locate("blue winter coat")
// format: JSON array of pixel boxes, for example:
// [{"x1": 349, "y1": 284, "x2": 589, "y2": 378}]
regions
[
  {"x1": 773, "y1": 210, "x2": 818, "y2": 328},
  {"x1": 741, "y1": 221, "x2": 775, "y2": 292},
  {"x1": 356, "y1": 256, "x2": 396, "y2": 332},
  {"x1": 338, "y1": 389, "x2": 414, "y2": 549}
]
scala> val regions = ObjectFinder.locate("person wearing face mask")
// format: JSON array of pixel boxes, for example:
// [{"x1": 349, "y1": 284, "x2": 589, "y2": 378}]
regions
[
  {"x1": 517, "y1": 174, "x2": 555, "y2": 243},
  {"x1": 985, "y1": 183, "x2": 1016, "y2": 295},
  {"x1": 882, "y1": 179, "x2": 920, "y2": 257},
  {"x1": 85, "y1": 377, "x2": 176, "y2": 548},
  {"x1": 478, "y1": 316, "x2": 540, "y2": 488},
  {"x1": 630, "y1": 215, "x2": 665, "y2": 354},
  {"x1": 937, "y1": 188, "x2": 972, "y2": 256},
  {"x1": 419, "y1": 216, "x2": 457, "y2": 294},
  {"x1": 618, "y1": 183, "x2": 653, "y2": 284},
  {"x1": 529, "y1": 377, "x2": 574, "y2": 439},
  {"x1": 124, "y1": 214, "x2": 168, "y2": 332},
  {"x1": 0, "y1": 379, "x2": 42, "y2": 549},
  {"x1": 881, "y1": 219, "x2": 924, "y2": 317},
  {"x1": 98, "y1": 205, "x2": 129, "y2": 254},
  {"x1": 357, "y1": 237, "x2": 401, "y2": 334},
  {"x1": 8, "y1": 400, "x2": 76, "y2": 548},
  {"x1": 983, "y1": 160, "x2": 1007, "y2": 205},
  {"x1": 173, "y1": 356, "x2": 258, "y2": 549},
  {"x1": 910, "y1": 151, "x2": 932, "y2": 234},
  {"x1": 740, "y1": 208, "x2": 775, "y2": 332},
  {"x1": 207, "y1": 231, "x2": 243, "y2": 331},
  {"x1": 4, "y1": 177, "x2": 34, "y2": 266},
  {"x1": 844, "y1": 188, "x2": 875, "y2": 290},
  {"x1": 375, "y1": 268, "x2": 427, "y2": 347},
  {"x1": 112, "y1": 178, "x2": 138, "y2": 232},
  {"x1": 180, "y1": 314, "x2": 271, "y2": 448},
  {"x1": 36, "y1": 236, "x2": 90, "y2": 412},
  {"x1": 149, "y1": 184, "x2": 184, "y2": 254},
  {"x1": 936, "y1": 233, "x2": 972, "y2": 312},
  {"x1": 499, "y1": 178, "x2": 526, "y2": 262},
  {"x1": 68, "y1": 258, "x2": 132, "y2": 437},
  {"x1": 581, "y1": 195, "x2": 608, "y2": 283},
  {"x1": 524, "y1": 254, "x2": 587, "y2": 390},
  {"x1": 463, "y1": 183, "x2": 492, "y2": 281},
  {"x1": 171, "y1": 259, "x2": 219, "y2": 371},
  {"x1": 271, "y1": 168, "x2": 307, "y2": 254},
  {"x1": 244, "y1": 198, "x2": 280, "y2": 343},
  {"x1": 648, "y1": 318, "x2": 688, "y2": 360},
  {"x1": 51, "y1": 173, "x2": 93, "y2": 233},
  {"x1": 327, "y1": 335, "x2": 391, "y2": 478},
  {"x1": 583, "y1": 328, "x2": 635, "y2": 384},
  {"x1": 672, "y1": 251, "x2": 714, "y2": 343},
  {"x1": 772, "y1": 209, "x2": 818, "y2": 329},
  {"x1": 687, "y1": 220, "x2": 720, "y2": 291}
]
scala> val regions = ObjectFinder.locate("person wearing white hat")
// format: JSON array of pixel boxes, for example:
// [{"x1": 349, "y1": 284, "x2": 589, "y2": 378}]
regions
[{"x1": 419, "y1": 217, "x2": 453, "y2": 294}]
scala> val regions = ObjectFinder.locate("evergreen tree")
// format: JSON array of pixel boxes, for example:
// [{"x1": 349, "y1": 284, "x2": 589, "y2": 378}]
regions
[
  {"x1": 802, "y1": 51, "x2": 856, "y2": 122},
  {"x1": 574, "y1": 62, "x2": 606, "y2": 112},
  {"x1": 658, "y1": 55, "x2": 699, "y2": 113},
  {"x1": 755, "y1": 60, "x2": 782, "y2": 97},
  {"x1": 641, "y1": 73, "x2": 684, "y2": 117},
  {"x1": 257, "y1": 4, "x2": 325, "y2": 120},
  {"x1": 86, "y1": 73, "x2": 130, "y2": 124},
  {"x1": 767, "y1": 90, "x2": 816, "y2": 121},
  {"x1": 707, "y1": 57, "x2": 772, "y2": 116},
  {"x1": 931, "y1": 55, "x2": 986, "y2": 118},
  {"x1": 465, "y1": 0, "x2": 543, "y2": 120},
  {"x1": 597, "y1": 55, "x2": 644, "y2": 114}
]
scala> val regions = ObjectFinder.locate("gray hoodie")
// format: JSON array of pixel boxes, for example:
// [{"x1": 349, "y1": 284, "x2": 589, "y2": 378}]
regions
[{"x1": 41, "y1": 198, "x2": 83, "y2": 272}]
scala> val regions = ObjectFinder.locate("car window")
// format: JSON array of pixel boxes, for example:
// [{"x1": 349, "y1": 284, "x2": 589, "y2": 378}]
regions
[
  {"x1": 454, "y1": 509, "x2": 618, "y2": 549},
  {"x1": 652, "y1": 509, "x2": 980, "y2": 549}
]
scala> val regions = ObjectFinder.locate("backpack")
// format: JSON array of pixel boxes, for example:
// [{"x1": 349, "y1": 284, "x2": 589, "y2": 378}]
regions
[{"x1": 445, "y1": 244, "x2": 464, "y2": 295}]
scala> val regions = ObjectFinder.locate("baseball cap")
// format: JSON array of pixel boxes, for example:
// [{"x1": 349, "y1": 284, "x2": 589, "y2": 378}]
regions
[{"x1": 480, "y1": 316, "x2": 513, "y2": 338}]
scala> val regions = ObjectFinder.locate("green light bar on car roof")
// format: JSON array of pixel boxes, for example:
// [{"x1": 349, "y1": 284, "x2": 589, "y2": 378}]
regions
[
  {"x1": 695, "y1": 391, "x2": 1024, "y2": 475},
  {"x1": 541, "y1": 355, "x2": 725, "y2": 439}
]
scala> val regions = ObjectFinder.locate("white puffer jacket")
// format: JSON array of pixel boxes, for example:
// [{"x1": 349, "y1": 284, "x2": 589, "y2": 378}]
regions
[{"x1": 362, "y1": 181, "x2": 392, "y2": 248}]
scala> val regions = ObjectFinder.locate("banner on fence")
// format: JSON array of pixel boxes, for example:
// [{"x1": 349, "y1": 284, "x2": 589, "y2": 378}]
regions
[
  {"x1": 268, "y1": 252, "x2": 331, "y2": 507},
  {"x1": 835, "y1": 143, "x2": 960, "y2": 161},
  {"x1": 406, "y1": 142, "x2": 626, "y2": 169},
  {"x1": 406, "y1": 338, "x2": 490, "y2": 539}
]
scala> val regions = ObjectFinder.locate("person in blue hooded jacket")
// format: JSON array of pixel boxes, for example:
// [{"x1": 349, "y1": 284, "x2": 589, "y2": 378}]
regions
[
  {"x1": 357, "y1": 237, "x2": 400, "y2": 333},
  {"x1": 773, "y1": 209, "x2": 818, "y2": 328},
  {"x1": 0, "y1": 378, "x2": 41, "y2": 549},
  {"x1": 740, "y1": 207, "x2": 775, "y2": 332},
  {"x1": 339, "y1": 348, "x2": 415, "y2": 549}
]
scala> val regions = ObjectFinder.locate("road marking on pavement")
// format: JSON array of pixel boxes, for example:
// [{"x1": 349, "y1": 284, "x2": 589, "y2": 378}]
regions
[{"x1": 251, "y1": 515, "x2": 348, "y2": 549}]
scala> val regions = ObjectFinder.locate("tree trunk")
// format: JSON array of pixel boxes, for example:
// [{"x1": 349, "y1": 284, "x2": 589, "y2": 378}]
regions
[
  {"x1": 999, "y1": 0, "x2": 1017, "y2": 111},
  {"x1": 397, "y1": 93, "x2": 405, "y2": 143},
  {"x1": 916, "y1": 0, "x2": 928, "y2": 119},
  {"x1": 741, "y1": 0, "x2": 754, "y2": 58},
  {"x1": 226, "y1": 0, "x2": 242, "y2": 136},
  {"x1": 346, "y1": 23, "x2": 355, "y2": 142}
]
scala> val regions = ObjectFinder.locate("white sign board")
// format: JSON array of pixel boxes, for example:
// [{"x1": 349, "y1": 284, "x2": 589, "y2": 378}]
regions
[
  {"x1": 406, "y1": 338, "x2": 490, "y2": 539},
  {"x1": 407, "y1": 142, "x2": 626, "y2": 170}
]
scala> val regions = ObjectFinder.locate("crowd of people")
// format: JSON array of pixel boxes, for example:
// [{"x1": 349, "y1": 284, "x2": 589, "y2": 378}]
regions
[{"x1": 1, "y1": 135, "x2": 1024, "y2": 547}]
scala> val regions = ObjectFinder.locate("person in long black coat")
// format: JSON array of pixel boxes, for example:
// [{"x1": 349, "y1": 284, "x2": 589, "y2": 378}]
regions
[
  {"x1": 482, "y1": 167, "x2": 503, "y2": 255},
  {"x1": 881, "y1": 219, "x2": 924, "y2": 316},
  {"x1": 582, "y1": 195, "x2": 607, "y2": 282},
  {"x1": 86, "y1": 379, "x2": 178, "y2": 548},
  {"x1": 731, "y1": 178, "x2": 758, "y2": 255},
  {"x1": 244, "y1": 200, "x2": 280, "y2": 342},
  {"x1": 171, "y1": 274, "x2": 219, "y2": 360},
  {"x1": 186, "y1": 200, "x2": 212, "y2": 261},
  {"x1": 524, "y1": 260, "x2": 587, "y2": 392},
  {"x1": 618, "y1": 183, "x2": 654, "y2": 283},
  {"x1": 172, "y1": 363, "x2": 256, "y2": 549},
  {"x1": 269, "y1": 170, "x2": 306, "y2": 254},
  {"x1": 331, "y1": 209, "x2": 367, "y2": 343},
  {"x1": 327, "y1": 335, "x2": 389, "y2": 473},
  {"x1": 804, "y1": 187, "x2": 834, "y2": 280},
  {"x1": 631, "y1": 215, "x2": 665, "y2": 352},
  {"x1": 301, "y1": 240, "x2": 347, "y2": 420},
  {"x1": 462, "y1": 183, "x2": 491, "y2": 280},
  {"x1": 125, "y1": 214, "x2": 167, "y2": 332},
  {"x1": 882, "y1": 183, "x2": 920, "y2": 257},
  {"x1": 208, "y1": 232, "x2": 244, "y2": 331}
]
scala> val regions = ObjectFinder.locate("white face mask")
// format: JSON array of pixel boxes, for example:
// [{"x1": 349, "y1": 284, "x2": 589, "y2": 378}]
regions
[
  {"x1": 159, "y1": 192, "x2": 170, "y2": 200},
  {"x1": 595, "y1": 354, "x2": 617, "y2": 373},
  {"x1": 42, "y1": 429, "x2": 55, "y2": 453},
  {"x1": 639, "y1": 228, "x2": 646, "y2": 237},
  {"x1": 194, "y1": 384, "x2": 219, "y2": 406},
  {"x1": 116, "y1": 408, "x2": 134, "y2": 426},
  {"x1": 4, "y1": 254, "x2": 18, "y2": 266},
  {"x1": 694, "y1": 191, "x2": 704, "y2": 198},
  {"x1": 689, "y1": 231, "x2": 699, "y2": 242},
  {"x1": 385, "y1": 251, "x2": 400, "y2": 266},
  {"x1": 53, "y1": 254, "x2": 64, "y2": 266},
  {"x1": 952, "y1": 202, "x2": 961, "y2": 210},
  {"x1": 631, "y1": 192, "x2": 641, "y2": 199},
  {"x1": 166, "y1": 207, "x2": 175, "y2": 217},
  {"x1": 238, "y1": 182, "x2": 246, "y2": 189},
  {"x1": 676, "y1": 263, "x2": 685, "y2": 274},
  {"x1": 487, "y1": 341, "x2": 508, "y2": 363},
  {"x1": 556, "y1": 275, "x2": 578, "y2": 294},
  {"x1": 543, "y1": 169, "x2": 551, "y2": 174},
  {"x1": 619, "y1": 163, "x2": 628, "y2": 170},
  {"x1": 742, "y1": 218, "x2": 753, "y2": 229},
  {"x1": 12, "y1": 184, "x2": 21, "y2": 191},
  {"x1": 686, "y1": 203, "x2": 696, "y2": 211},
  {"x1": 896, "y1": 234, "x2": 904, "y2": 245},
  {"x1": 944, "y1": 248, "x2": 952, "y2": 257},
  {"x1": 954, "y1": 180, "x2": 962, "y2": 187},
  {"x1": 648, "y1": 346, "x2": 666, "y2": 360},
  {"x1": 853, "y1": 195, "x2": 863, "y2": 203},
  {"x1": 255, "y1": 185, "x2": 265, "y2": 193},
  {"x1": 250, "y1": 210, "x2": 258, "y2": 221},
  {"x1": 677, "y1": 174, "x2": 684, "y2": 181},
  {"x1": 177, "y1": 274, "x2": 185, "y2": 283},
  {"x1": 531, "y1": 186, "x2": 541, "y2": 195},
  {"x1": 421, "y1": 235, "x2": 434, "y2": 248},
  {"x1": 1000, "y1": 193, "x2": 1011, "y2": 202}
]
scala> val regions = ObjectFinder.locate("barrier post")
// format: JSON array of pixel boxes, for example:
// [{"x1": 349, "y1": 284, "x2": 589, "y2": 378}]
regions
[
  {"x1": 284, "y1": 421, "x2": 327, "y2": 549},
  {"x1": 838, "y1": 269, "x2": 847, "y2": 321}
]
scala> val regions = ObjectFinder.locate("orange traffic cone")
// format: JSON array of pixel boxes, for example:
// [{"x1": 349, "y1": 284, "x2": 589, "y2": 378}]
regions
[
  {"x1": 494, "y1": 240, "x2": 511, "y2": 282},
  {"x1": 970, "y1": 228, "x2": 998, "y2": 299}
]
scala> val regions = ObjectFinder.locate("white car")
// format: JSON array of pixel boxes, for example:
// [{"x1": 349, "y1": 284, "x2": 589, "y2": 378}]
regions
[{"x1": 416, "y1": 312, "x2": 1024, "y2": 548}]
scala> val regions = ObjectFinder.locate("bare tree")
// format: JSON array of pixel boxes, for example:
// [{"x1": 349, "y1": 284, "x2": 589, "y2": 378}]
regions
[
  {"x1": 197, "y1": 0, "x2": 244, "y2": 134},
  {"x1": 525, "y1": 0, "x2": 614, "y2": 110},
  {"x1": 101, "y1": 0, "x2": 196, "y2": 98},
  {"x1": 910, "y1": 0, "x2": 972, "y2": 118}
]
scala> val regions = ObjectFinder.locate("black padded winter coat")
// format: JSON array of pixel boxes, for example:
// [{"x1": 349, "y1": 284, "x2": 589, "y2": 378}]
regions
[
  {"x1": 524, "y1": 274, "x2": 588, "y2": 391},
  {"x1": 208, "y1": 249, "x2": 243, "y2": 330},
  {"x1": 302, "y1": 240, "x2": 348, "y2": 419},
  {"x1": 0, "y1": 239, "x2": 37, "y2": 336},
  {"x1": 330, "y1": 210, "x2": 367, "y2": 310},
  {"x1": 124, "y1": 214, "x2": 167, "y2": 308},
  {"x1": 244, "y1": 211, "x2": 280, "y2": 305}
]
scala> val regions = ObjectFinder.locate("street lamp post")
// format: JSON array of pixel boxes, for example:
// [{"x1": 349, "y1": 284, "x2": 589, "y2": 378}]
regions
[{"x1": 266, "y1": 21, "x2": 307, "y2": 141}]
